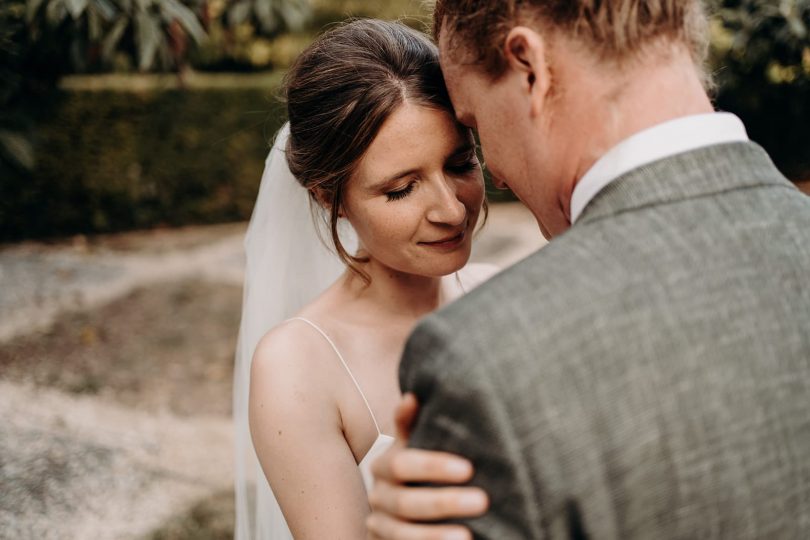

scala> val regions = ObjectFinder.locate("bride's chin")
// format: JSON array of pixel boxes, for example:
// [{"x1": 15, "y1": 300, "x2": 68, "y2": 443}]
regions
[{"x1": 361, "y1": 244, "x2": 472, "y2": 280}]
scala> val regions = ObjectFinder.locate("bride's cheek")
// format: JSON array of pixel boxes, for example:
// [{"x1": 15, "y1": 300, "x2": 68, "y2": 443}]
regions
[{"x1": 461, "y1": 181, "x2": 485, "y2": 209}]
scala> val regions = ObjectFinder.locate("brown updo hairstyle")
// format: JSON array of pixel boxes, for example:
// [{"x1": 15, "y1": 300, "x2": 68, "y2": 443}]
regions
[{"x1": 282, "y1": 18, "x2": 481, "y2": 281}]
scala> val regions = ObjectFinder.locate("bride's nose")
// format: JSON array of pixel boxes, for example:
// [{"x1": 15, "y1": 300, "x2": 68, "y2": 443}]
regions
[{"x1": 426, "y1": 176, "x2": 466, "y2": 226}]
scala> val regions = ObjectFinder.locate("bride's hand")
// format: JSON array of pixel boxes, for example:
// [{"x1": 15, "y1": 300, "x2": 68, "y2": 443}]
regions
[{"x1": 367, "y1": 394, "x2": 489, "y2": 540}]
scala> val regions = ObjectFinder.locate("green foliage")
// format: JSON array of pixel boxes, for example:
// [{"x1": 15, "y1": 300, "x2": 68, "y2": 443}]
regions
[
  {"x1": 191, "y1": 3, "x2": 315, "y2": 71},
  {"x1": 225, "y1": 0, "x2": 310, "y2": 35},
  {"x1": 0, "y1": 78, "x2": 285, "y2": 241},
  {"x1": 0, "y1": 2, "x2": 25, "y2": 107},
  {"x1": 710, "y1": 0, "x2": 810, "y2": 180},
  {"x1": 1, "y1": 0, "x2": 64, "y2": 174},
  {"x1": 712, "y1": 0, "x2": 810, "y2": 86},
  {"x1": 0, "y1": 1, "x2": 32, "y2": 171},
  {"x1": 21, "y1": 0, "x2": 316, "y2": 74},
  {"x1": 25, "y1": 0, "x2": 207, "y2": 72},
  {"x1": 3, "y1": 0, "x2": 312, "y2": 185},
  {"x1": 190, "y1": 0, "x2": 426, "y2": 72},
  {"x1": 309, "y1": 0, "x2": 428, "y2": 24}
]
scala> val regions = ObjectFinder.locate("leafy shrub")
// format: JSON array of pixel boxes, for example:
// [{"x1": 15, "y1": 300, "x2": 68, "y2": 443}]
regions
[{"x1": 24, "y1": 0, "x2": 207, "y2": 73}]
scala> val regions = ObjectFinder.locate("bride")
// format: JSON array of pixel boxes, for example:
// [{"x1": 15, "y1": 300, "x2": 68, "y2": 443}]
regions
[{"x1": 233, "y1": 19, "x2": 497, "y2": 539}]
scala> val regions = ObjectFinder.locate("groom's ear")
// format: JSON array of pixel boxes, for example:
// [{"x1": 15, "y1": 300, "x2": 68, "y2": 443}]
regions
[{"x1": 503, "y1": 27, "x2": 552, "y2": 119}]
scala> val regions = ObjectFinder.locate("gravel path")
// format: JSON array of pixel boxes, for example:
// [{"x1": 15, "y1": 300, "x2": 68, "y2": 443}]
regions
[
  {"x1": 0, "y1": 231, "x2": 245, "y2": 344},
  {"x1": 0, "y1": 381, "x2": 233, "y2": 540}
]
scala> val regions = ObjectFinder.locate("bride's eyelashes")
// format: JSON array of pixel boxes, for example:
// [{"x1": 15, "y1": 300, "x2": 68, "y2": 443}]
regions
[
  {"x1": 384, "y1": 155, "x2": 479, "y2": 202},
  {"x1": 386, "y1": 182, "x2": 416, "y2": 202}
]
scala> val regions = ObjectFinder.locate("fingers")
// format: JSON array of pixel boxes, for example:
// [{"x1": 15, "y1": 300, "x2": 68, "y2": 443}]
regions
[
  {"x1": 367, "y1": 511, "x2": 473, "y2": 540},
  {"x1": 395, "y1": 393, "x2": 419, "y2": 440},
  {"x1": 372, "y1": 447, "x2": 475, "y2": 484},
  {"x1": 369, "y1": 481, "x2": 489, "y2": 522},
  {"x1": 369, "y1": 394, "x2": 484, "y2": 540}
]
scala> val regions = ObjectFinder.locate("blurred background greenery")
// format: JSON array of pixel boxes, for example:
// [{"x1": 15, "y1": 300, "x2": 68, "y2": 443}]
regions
[{"x1": 1, "y1": 0, "x2": 809, "y2": 242}]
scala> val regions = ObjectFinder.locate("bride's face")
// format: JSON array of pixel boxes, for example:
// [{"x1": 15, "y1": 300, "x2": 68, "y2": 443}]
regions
[{"x1": 342, "y1": 102, "x2": 485, "y2": 278}]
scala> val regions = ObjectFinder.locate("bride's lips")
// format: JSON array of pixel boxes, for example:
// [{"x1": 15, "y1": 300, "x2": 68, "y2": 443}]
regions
[{"x1": 419, "y1": 230, "x2": 466, "y2": 251}]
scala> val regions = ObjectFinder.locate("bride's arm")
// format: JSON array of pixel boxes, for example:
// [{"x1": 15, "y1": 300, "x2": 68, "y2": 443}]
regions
[{"x1": 249, "y1": 326, "x2": 370, "y2": 539}]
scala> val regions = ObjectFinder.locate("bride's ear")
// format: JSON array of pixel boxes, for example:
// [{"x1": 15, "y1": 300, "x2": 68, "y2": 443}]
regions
[
  {"x1": 310, "y1": 187, "x2": 329, "y2": 209},
  {"x1": 311, "y1": 187, "x2": 345, "y2": 218}
]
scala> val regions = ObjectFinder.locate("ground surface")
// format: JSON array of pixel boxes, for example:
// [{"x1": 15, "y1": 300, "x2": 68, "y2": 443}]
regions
[{"x1": 0, "y1": 202, "x2": 544, "y2": 539}]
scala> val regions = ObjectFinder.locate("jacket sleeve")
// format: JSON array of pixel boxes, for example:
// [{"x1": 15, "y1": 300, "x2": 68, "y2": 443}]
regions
[{"x1": 399, "y1": 315, "x2": 546, "y2": 539}]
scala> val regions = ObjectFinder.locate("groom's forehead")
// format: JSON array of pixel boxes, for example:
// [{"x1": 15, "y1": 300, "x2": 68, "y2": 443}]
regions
[
  {"x1": 437, "y1": 25, "x2": 453, "y2": 63},
  {"x1": 437, "y1": 59, "x2": 476, "y2": 128},
  {"x1": 437, "y1": 23, "x2": 492, "y2": 84},
  {"x1": 437, "y1": 23, "x2": 470, "y2": 68},
  {"x1": 436, "y1": 43, "x2": 465, "y2": 93}
]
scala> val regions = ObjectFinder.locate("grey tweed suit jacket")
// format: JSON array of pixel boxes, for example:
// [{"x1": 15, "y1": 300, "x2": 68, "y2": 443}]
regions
[{"x1": 400, "y1": 142, "x2": 810, "y2": 539}]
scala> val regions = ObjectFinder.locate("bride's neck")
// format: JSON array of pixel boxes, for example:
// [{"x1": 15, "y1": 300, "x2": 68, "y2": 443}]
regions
[{"x1": 342, "y1": 259, "x2": 443, "y2": 319}]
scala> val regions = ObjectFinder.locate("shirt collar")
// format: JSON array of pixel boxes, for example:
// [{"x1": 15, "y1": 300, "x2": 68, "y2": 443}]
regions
[{"x1": 569, "y1": 112, "x2": 749, "y2": 224}]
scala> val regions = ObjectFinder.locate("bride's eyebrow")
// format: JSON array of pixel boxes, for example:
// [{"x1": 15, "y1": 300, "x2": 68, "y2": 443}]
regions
[{"x1": 369, "y1": 167, "x2": 420, "y2": 192}]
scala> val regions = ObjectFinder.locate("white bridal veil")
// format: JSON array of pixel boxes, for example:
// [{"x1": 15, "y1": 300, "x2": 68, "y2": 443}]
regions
[{"x1": 233, "y1": 123, "x2": 357, "y2": 539}]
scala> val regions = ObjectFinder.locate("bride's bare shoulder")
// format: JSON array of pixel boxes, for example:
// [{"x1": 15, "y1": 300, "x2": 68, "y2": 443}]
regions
[
  {"x1": 250, "y1": 319, "x2": 337, "y2": 393},
  {"x1": 251, "y1": 276, "x2": 350, "y2": 377}
]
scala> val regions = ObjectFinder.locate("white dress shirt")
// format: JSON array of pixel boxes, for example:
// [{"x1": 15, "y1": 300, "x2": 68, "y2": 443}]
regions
[{"x1": 570, "y1": 112, "x2": 750, "y2": 224}]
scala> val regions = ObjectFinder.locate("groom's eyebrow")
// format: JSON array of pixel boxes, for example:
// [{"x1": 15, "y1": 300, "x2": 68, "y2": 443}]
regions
[{"x1": 371, "y1": 142, "x2": 475, "y2": 190}]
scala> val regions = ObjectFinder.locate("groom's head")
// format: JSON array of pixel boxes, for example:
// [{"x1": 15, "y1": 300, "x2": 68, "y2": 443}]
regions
[{"x1": 434, "y1": 0, "x2": 711, "y2": 238}]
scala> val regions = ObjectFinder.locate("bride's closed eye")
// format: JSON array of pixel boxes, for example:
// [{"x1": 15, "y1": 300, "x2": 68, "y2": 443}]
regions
[
  {"x1": 386, "y1": 182, "x2": 416, "y2": 202},
  {"x1": 384, "y1": 152, "x2": 479, "y2": 202}
]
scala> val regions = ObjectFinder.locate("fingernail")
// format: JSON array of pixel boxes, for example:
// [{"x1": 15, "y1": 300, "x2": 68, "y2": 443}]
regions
[
  {"x1": 443, "y1": 530, "x2": 469, "y2": 540},
  {"x1": 459, "y1": 491, "x2": 487, "y2": 512},
  {"x1": 445, "y1": 459, "x2": 472, "y2": 477}
]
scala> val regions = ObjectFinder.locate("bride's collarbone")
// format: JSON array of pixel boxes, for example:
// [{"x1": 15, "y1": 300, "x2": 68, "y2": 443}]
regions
[{"x1": 308, "y1": 309, "x2": 414, "y2": 348}]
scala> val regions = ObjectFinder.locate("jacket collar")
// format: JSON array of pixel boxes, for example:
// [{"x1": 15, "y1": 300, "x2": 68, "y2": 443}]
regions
[{"x1": 574, "y1": 142, "x2": 795, "y2": 228}]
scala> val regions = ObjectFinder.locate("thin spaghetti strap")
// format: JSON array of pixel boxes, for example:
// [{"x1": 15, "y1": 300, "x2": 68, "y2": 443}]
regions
[{"x1": 286, "y1": 317, "x2": 383, "y2": 435}]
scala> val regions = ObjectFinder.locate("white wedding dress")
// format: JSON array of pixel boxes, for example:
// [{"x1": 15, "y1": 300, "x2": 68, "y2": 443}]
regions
[{"x1": 234, "y1": 124, "x2": 496, "y2": 539}]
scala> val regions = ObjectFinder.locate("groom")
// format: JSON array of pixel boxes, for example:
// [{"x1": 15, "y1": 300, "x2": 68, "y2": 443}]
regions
[{"x1": 368, "y1": 0, "x2": 810, "y2": 538}]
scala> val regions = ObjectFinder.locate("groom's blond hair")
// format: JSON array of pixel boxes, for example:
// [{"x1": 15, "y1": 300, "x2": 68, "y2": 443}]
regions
[{"x1": 432, "y1": 0, "x2": 710, "y2": 76}]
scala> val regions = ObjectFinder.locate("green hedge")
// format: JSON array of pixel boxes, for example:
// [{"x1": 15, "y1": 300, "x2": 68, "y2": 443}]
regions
[{"x1": 1, "y1": 76, "x2": 285, "y2": 241}]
